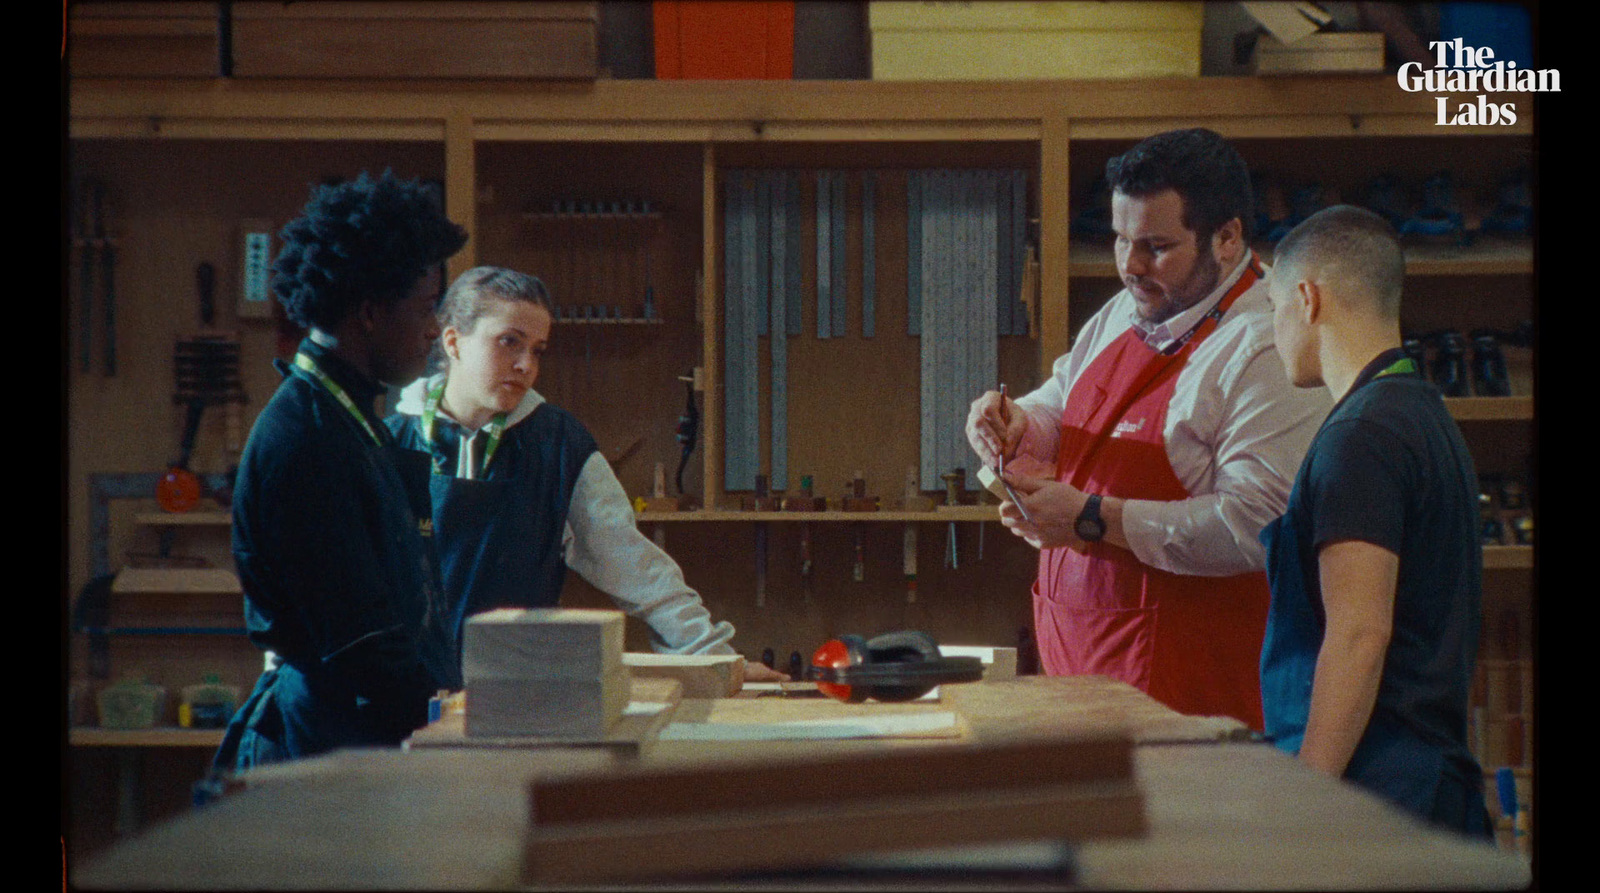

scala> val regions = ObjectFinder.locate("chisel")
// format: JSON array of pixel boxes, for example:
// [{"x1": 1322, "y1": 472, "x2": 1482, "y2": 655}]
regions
[
  {"x1": 95, "y1": 181, "x2": 116, "y2": 376},
  {"x1": 77, "y1": 180, "x2": 95, "y2": 373}
]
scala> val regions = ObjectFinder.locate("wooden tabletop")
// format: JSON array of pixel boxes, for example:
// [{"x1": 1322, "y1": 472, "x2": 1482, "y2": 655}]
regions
[{"x1": 69, "y1": 676, "x2": 1531, "y2": 890}]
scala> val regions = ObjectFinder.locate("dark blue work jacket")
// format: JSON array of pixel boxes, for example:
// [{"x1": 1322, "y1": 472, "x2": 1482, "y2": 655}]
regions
[{"x1": 214, "y1": 339, "x2": 454, "y2": 770}]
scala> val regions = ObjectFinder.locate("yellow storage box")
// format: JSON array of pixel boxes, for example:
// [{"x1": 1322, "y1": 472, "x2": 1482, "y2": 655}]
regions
[{"x1": 869, "y1": 1, "x2": 1203, "y2": 81}]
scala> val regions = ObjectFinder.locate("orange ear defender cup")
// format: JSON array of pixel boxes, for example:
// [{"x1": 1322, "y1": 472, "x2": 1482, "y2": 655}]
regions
[
  {"x1": 810, "y1": 630, "x2": 984, "y2": 703},
  {"x1": 811, "y1": 634, "x2": 870, "y2": 703},
  {"x1": 157, "y1": 467, "x2": 202, "y2": 513}
]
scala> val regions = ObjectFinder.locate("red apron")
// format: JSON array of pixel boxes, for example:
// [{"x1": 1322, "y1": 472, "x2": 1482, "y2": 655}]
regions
[{"x1": 1034, "y1": 258, "x2": 1269, "y2": 728}]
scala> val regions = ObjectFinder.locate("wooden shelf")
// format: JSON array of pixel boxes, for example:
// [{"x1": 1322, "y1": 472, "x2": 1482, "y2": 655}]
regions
[
  {"x1": 524, "y1": 210, "x2": 665, "y2": 222},
  {"x1": 1069, "y1": 239, "x2": 1533, "y2": 278},
  {"x1": 1483, "y1": 545, "x2": 1533, "y2": 570},
  {"x1": 1447, "y1": 397, "x2": 1533, "y2": 421},
  {"x1": 70, "y1": 727, "x2": 226, "y2": 748},
  {"x1": 133, "y1": 511, "x2": 231, "y2": 527},
  {"x1": 77, "y1": 626, "x2": 248, "y2": 636},
  {"x1": 112, "y1": 567, "x2": 241, "y2": 595},
  {"x1": 637, "y1": 507, "x2": 1001, "y2": 523},
  {"x1": 554, "y1": 316, "x2": 665, "y2": 326}
]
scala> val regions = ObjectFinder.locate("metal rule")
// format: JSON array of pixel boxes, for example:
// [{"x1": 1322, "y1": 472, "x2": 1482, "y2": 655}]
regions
[
  {"x1": 862, "y1": 171, "x2": 876, "y2": 338},
  {"x1": 830, "y1": 170, "x2": 848, "y2": 338},
  {"x1": 724, "y1": 172, "x2": 760, "y2": 491},
  {"x1": 816, "y1": 170, "x2": 833, "y2": 339},
  {"x1": 906, "y1": 170, "x2": 922, "y2": 337},
  {"x1": 754, "y1": 171, "x2": 772, "y2": 337},
  {"x1": 1010, "y1": 170, "x2": 1030, "y2": 335},
  {"x1": 918, "y1": 169, "x2": 948, "y2": 491},
  {"x1": 768, "y1": 171, "x2": 789, "y2": 491},
  {"x1": 996, "y1": 170, "x2": 1014, "y2": 337},
  {"x1": 785, "y1": 172, "x2": 803, "y2": 336},
  {"x1": 919, "y1": 169, "x2": 1000, "y2": 491}
]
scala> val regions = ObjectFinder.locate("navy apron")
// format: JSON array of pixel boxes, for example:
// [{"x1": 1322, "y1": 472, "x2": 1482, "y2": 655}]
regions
[
  {"x1": 214, "y1": 360, "x2": 451, "y2": 771},
  {"x1": 429, "y1": 466, "x2": 564, "y2": 684}
]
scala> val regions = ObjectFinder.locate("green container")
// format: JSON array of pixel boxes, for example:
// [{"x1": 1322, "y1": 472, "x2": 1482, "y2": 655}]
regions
[
  {"x1": 97, "y1": 678, "x2": 167, "y2": 730},
  {"x1": 181, "y1": 674, "x2": 240, "y2": 729}
]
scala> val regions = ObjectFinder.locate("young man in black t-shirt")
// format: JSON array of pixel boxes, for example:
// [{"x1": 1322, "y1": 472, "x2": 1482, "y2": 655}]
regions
[{"x1": 1259, "y1": 205, "x2": 1491, "y2": 838}]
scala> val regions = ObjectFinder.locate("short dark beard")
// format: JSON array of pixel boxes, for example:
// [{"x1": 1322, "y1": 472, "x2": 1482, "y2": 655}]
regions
[{"x1": 1153, "y1": 248, "x2": 1223, "y2": 326}]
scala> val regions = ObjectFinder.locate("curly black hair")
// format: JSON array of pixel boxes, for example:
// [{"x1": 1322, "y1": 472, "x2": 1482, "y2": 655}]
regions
[
  {"x1": 1105, "y1": 128, "x2": 1255, "y2": 244},
  {"x1": 271, "y1": 170, "x2": 469, "y2": 330}
]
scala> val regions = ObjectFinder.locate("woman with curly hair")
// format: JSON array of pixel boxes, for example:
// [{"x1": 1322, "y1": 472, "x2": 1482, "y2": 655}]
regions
[{"x1": 215, "y1": 170, "x2": 468, "y2": 769}]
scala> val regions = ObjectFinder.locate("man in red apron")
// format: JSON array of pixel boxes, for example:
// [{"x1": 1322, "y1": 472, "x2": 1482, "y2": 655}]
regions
[{"x1": 968, "y1": 129, "x2": 1330, "y2": 728}]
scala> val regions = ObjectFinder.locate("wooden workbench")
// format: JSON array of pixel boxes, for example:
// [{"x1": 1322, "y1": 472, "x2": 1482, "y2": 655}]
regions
[{"x1": 68, "y1": 677, "x2": 1531, "y2": 890}]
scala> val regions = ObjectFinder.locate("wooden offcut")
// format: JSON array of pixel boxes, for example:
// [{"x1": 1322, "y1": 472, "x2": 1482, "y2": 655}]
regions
[
  {"x1": 622, "y1": 652, "x2": 743, "y2": 699},
  {"x1": 463, "y1": 608, "x2": 629, "y2": 738},
  {"x1": 462, "y1": 608, "x2": 623, "y2": 680},
  {"x1": 521, "y1": 730, "x2": 1143, "y2": 883},
  {"x1": 467, "y1": 667, "x2": 631, "y2": 738}
]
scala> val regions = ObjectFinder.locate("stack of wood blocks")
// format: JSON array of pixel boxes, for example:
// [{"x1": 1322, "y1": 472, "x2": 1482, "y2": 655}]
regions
[{"x1": 464, "y1": 608, "x2": 629, "y2": 738}]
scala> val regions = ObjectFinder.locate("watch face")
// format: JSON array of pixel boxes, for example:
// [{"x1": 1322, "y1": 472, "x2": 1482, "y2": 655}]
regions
[{"x1": 1076, "y1": 518, "x2": 1105, "y2": 541}]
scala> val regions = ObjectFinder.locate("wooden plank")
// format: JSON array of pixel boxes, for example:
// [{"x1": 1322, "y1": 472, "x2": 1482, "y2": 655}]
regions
[
  {"x1": 133, "y1": 510, "x2": 230, "y2": 527},
  {"x1": 231, "y1": 17, "x2": 597, "y2": 80},
  {"x1": 1482, "y1": 545, "x2": 1533, "y2": 570},
  {"x1": 944, "y1": 676, "x2": 1252, "y2": 744},
  {"x1": 230, "y1": 2, "x2": 596, "y2": 21},
  {"x1": 111, "y1": 567, "x2": 240, "y2": 595},
  {"x1": 521, "y1": 730, "x2": 1141, "y2": 883},
  {"x1": 527, "y1": 779, "x2": 1143, "y2": 883},
  {"x1": 70, "y1": 727, "x2": 225, "y2": 748},
  {"x1": 622, "y1": 652, "x2": 743, "y2": 699},
  {"x1": 1445, "y1": 396, "x2": 1534, "y2": 422},
  {"x1": 669, "y1": 692, "x2": 970, "y2": 739},
  {"x1": 1078, "y1": 238, "x2": 1536, "y2": 278},
  {"x1": 408, "y1": 678, "x2": 682, "y2": 753},
  {"x1": 69, "y1": 77, "x2": 1527, "y2": 132}
]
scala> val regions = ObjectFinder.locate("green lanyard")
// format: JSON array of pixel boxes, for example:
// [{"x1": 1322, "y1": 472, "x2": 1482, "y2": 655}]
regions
[
  {"x1": 293, "y1": 353, "x2": 383, "y2": 447},
  {"x1": 421, "y1": 379, "x2": 507, "y2": 478},
  {"x1": 1374, "y1": 357, "x2": 1419, "y2": 379}
]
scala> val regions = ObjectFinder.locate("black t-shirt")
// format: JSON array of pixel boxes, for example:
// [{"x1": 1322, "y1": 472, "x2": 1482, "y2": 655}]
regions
[{"x1": 1273, "y1": 348, "x2": 1483, "y2": 777}]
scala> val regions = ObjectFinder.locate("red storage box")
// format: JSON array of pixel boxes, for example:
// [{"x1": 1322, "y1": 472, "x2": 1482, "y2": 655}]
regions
[{"x1": 654, "y1": 1, "x2": 793, "y2": 79}]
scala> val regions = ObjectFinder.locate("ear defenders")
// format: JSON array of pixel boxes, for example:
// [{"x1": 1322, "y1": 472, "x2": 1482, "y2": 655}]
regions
[{"x1": 809, "y1": 630, "x2": 985, "y2": 703}]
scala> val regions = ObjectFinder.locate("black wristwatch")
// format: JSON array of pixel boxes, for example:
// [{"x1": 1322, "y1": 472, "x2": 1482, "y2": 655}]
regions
[{"x1": 1075, "y1": 494, "x2": 1106, "y2": 543}]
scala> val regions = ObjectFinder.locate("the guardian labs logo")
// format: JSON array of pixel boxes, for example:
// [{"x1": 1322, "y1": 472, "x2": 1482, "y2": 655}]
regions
[{"x1": 1397, "y1": 38, "x2": 1559, "y2": 125}]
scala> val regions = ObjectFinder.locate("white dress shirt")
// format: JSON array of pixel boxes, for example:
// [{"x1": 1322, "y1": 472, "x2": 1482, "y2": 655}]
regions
[{"x1": 1012, "y1": 256, "x2": 1331, "y2": 576}]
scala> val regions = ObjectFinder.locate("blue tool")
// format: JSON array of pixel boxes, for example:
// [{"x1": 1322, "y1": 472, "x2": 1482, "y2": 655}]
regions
[{"x1": 1495, "y1": 766, "x2": 1517, "y2": 825}]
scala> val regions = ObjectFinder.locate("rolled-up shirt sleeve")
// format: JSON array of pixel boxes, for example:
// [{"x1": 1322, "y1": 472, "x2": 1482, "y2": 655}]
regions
[
  {"x1": 563, "y1": 453, "x2": 738, "y2": 655},
  {"x1": 1122, "y1": 337, "x2": 1329, "y2": 576}
]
